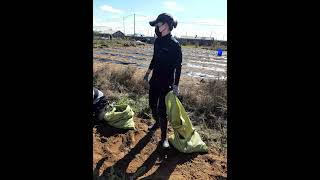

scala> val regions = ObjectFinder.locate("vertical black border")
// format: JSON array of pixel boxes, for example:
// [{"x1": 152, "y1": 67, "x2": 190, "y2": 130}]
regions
[
  {"x1": 2, "y1": 0, "x2": 93, "y2": 179},
  {"x1": 3, "y1": 0, "x2": 318, "y2": 179},
  {"x1": 228, "y1": 0, "x2": 319, "y2": 179}
]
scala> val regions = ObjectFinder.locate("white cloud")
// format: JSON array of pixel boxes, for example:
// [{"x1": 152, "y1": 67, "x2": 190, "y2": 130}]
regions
[
  {"x1": 163, "y1": 1, "x2": 184, "y2": 11},
  {"x1": 93, "y1": 15, "x2": 227, "y2": 40},
  {"x1": 122, "y1": 18, "x2": 154, "y2": 36},
  {"x1": 110, "y1": 15, "x2": 120, "y2": 19},
  {"x1": 173, "y1": 18, "x2": 227, "y2": 40},
  {"x1": 192, "y1": 18, "x2": 226, "y2": 26},
  {"x1": 135, "y1": 16, "x2": 152, "y2": 22},
  {"x1": 93, "y1": 16, "x2": 123, "y2": 32},
  {"x1": 93, "y1": 16, "x2": 105, "y2": 26},
  {"x1": 100, "y1": 5, "x2": 122, "y2": 14}
]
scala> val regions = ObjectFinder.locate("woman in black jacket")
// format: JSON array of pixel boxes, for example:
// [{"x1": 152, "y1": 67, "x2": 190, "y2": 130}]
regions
[{"x1": 143, "y1": 13, "x2": 182, "y2": 148}]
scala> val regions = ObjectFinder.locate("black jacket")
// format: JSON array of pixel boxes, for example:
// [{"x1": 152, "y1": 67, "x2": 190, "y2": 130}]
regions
[{"x1": 148, "y1": 33, "x2": 182, "y2": 87}]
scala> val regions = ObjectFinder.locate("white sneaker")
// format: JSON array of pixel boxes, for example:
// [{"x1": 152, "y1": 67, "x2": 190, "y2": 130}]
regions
[{"x1": 162, "y1": 139, "x2": 169, "y2": 148}]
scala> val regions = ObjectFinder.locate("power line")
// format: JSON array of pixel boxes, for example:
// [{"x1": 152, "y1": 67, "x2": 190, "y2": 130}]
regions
[
  {"x1": 94, "y1": 13, "x2": 226, "y2": 38},
  {"x1": 123, "y1": 14, "x2": 134, "y2": 19},
  {"x1": 134, "y1": 14, "x2": 148, "y2": 17},
  {"x1": 131, "y1": 13, "x2": 224, "y2": 25},
  {"x1": 134, "y1": 14, "x2": 154, "y2": 19},
  {"x1": 179, "y1": 22, "x2": 224, "y2": 26}
]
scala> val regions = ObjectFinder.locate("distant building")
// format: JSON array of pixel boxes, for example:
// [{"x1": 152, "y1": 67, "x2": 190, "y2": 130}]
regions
[
  {"x1": 180, "y1": 36, "x2": 213, "y2": 40},
  {"x1": 95, "y1": 29, "x2": 125, "y2": 39},
  {"x1": 180, "y1": 35, "x2": 196, "y2": 39},
  {"x1": 100, "y1": 29, "x2": 115, "y2": 38},
  {"x1": 127, "y1": 33, "x2": 145, "y2": 37},
  {"x1": 112, "y1": 31, "x2": 125, "y2": 38},
  {"x1": 178, "y1": 36, "x2": 214, "y2": 46}
]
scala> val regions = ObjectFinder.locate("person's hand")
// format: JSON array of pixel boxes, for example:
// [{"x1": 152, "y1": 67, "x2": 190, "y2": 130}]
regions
[
  {"x1": 143, "y1": 73, "x2": 149, "y2": 82},
  {"x1": 173, "y1": 85, "x2": 179, "y2": 96}
]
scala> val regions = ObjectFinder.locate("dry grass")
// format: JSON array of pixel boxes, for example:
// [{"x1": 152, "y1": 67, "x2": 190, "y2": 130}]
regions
[
  {"x1": 93, "y1": 64, "x2": 227, "y2": 151},
  {"x1": 180, "y1": 79, "x2": 227, "y2": 123},
  {"x1": 179, "y1": 77, "x2": 227, "y2": 153},
  {"x1": 93, "y1": 39, "x2": 145, "y2": 48}
]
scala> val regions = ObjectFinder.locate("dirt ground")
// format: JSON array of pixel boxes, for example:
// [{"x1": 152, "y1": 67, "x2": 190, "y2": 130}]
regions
[{"x1": 93, "y1": 118, "x2": 227, "y2": 180}]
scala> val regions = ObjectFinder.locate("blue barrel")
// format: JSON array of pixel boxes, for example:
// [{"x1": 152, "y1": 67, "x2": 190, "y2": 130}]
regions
[{"x1": 217, "y1": 49, "x2": 223, "y2": 56}]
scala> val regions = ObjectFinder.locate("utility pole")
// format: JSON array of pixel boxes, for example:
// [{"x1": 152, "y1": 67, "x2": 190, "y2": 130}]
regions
[
  {"x1": 134, "y1": 13, "x2": 135, "y2": 37},
  {"x1": 123, "y1": 17, "x2": 125, "y2": 34}
]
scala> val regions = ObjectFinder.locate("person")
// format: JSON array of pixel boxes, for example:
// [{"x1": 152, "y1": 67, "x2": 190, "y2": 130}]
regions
[
  {"x1": 143, "y1": 13, "x2": 182, "y2": 148},
  {"x1": 93, "y1": 87, "x2": 108, "y2": 122}
]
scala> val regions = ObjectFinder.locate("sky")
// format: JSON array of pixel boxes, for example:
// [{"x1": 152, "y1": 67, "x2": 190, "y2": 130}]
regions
[{"x1": 93, "y1": 0, "x2": 227, "y2": 40}]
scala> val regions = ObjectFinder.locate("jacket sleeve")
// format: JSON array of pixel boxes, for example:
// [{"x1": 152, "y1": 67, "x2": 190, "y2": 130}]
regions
[
  {"x1": 174, "y1": 45, "x2": 182, "y2": 85},
  {"x1": 148, "y1": 39, "x2": 157, "y2": 70}
]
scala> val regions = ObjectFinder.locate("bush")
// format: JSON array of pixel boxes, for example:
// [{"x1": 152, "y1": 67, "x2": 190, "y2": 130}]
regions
[
  {"x1": 93, "y1": 65, "x2": 149, "y2": 114},
  {"x1": 211, "y1": 41, "x2": 227, "y2": 51},
  {"x1": 180, "y1": 78, "x2": 227, "y2": 129},
  {"x1": 116, "y1": 94, "x2": 151, "y2": 119}
]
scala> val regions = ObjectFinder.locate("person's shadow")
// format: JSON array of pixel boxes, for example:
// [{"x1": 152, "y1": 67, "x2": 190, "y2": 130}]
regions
[
  {"x1": 94, "y1": 120, "x2": 130, "y2": 140},
  {"x1": 94, "y1": 127, "x2": 201, "y2": 180},
  {"x1": 93, "y1": 130, "x2": 155, "y2": 179},
  {"x1": 135, "y1": 147, "x2": 200, "y2": 180},
  {"x1": 128, "y1": 143, "x2": 164, "y2": 179}
]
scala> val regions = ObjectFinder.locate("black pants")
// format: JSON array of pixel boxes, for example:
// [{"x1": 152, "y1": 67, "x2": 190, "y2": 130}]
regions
[{"x1": 149, "y1": 82, "x2": 172, "y2": 141}]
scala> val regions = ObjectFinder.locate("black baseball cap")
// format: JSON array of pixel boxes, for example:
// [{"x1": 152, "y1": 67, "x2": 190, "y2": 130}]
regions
[{"x1": 149, "y1": 13, "x2": 174, "y2": 26}]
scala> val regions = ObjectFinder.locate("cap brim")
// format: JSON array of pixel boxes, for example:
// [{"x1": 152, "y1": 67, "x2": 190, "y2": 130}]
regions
[{"x1": 149, "y1": 20, "x2": 158, "y2": 26}]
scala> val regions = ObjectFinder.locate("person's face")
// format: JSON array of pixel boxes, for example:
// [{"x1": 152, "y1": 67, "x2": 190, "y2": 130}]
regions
[{"x1": 156, "y1": 22, "x2": 168, "y2": 33}]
